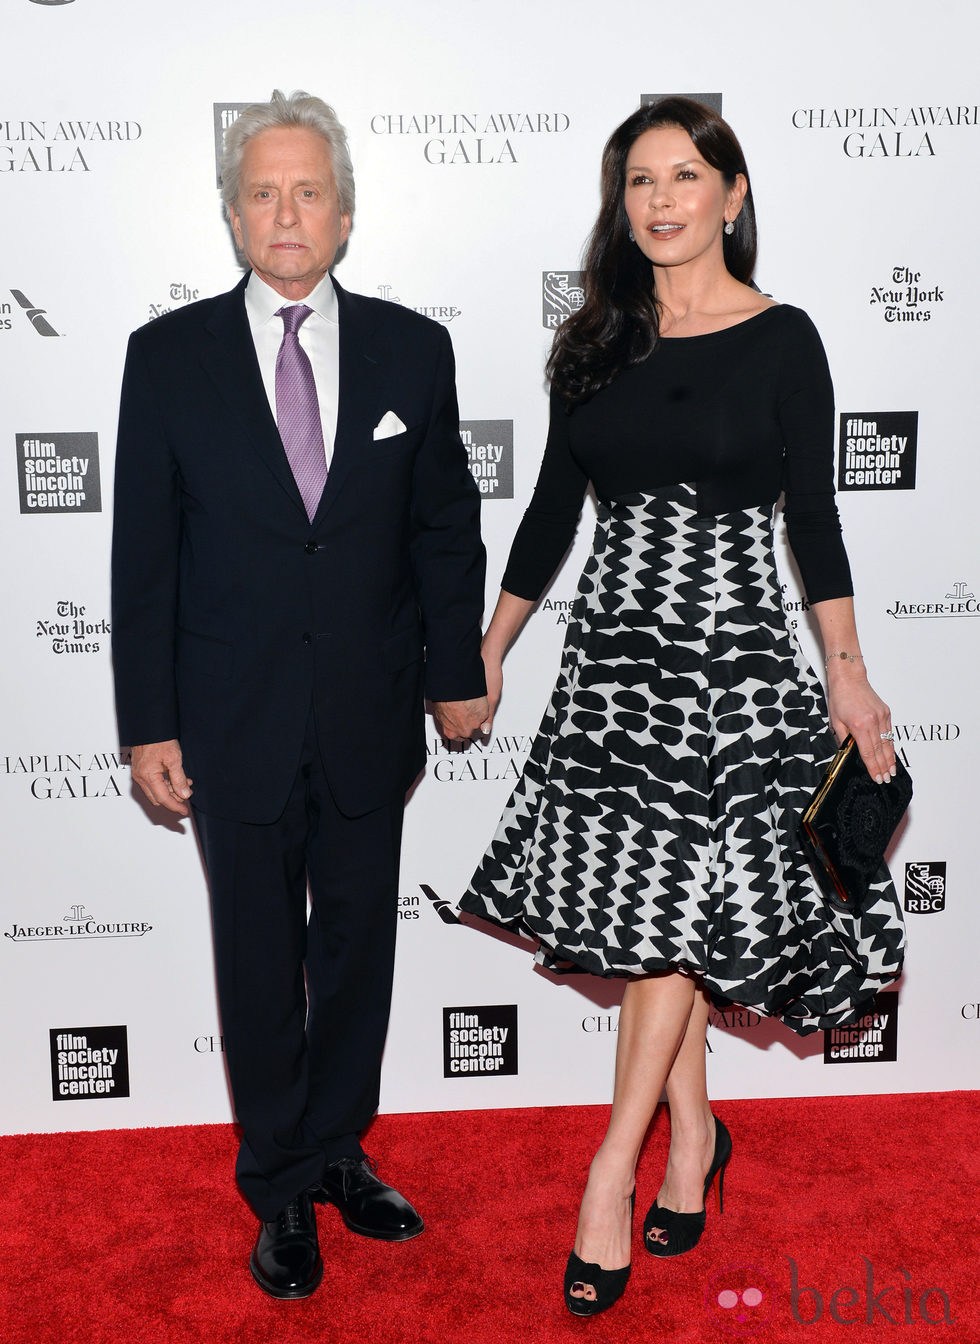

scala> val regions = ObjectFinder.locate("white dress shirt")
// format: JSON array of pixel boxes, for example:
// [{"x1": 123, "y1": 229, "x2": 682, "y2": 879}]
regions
[{"x1": 243, "y1": 270, "x2": 340, "y2": 470}]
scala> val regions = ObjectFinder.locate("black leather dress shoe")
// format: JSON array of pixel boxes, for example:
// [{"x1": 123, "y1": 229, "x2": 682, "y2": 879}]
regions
[
  {"x1": 249, "y1": 1191, "x2": 323, "y2": 1299},
  {"x1": 314, "y1": 1156, "x2": 424, "y2": 1241}
]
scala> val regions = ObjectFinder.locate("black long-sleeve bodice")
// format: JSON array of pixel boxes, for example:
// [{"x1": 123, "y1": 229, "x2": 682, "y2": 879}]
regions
[{"x1": 503, "y1": 304, "x2": 852, "y2": 605}]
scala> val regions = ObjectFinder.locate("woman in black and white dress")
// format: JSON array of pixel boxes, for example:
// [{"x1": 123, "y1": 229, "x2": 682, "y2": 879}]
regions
[{"x1": 460, "y1": 97, "x2": 905, "y2": 1317}]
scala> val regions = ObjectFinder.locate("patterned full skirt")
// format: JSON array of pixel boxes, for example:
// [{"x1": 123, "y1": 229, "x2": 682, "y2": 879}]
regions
[{"x1": 461, "y1": 487, "x2": 906, "y2": 1035}]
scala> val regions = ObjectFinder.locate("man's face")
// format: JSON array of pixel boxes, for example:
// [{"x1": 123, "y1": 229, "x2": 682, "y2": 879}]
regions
[{"x1": 229, "y1": 126, "x2": 351, "y2": 300}]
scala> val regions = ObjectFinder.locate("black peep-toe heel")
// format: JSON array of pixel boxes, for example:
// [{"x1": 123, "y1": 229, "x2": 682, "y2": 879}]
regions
[
  {"x1": 563, "y1": 1192, "x2": 634, "y2": 1317},
  {"x1": 643, "y1": 1116, "x2": 732, "y2": 1258}
]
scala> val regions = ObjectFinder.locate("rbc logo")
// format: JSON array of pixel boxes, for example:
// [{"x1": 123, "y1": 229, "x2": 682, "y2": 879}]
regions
[
  {"x1": 542, "y1": 271, "x2": 585, "y2": 329},
  {"x1": 904, "y1": 862, "x2": 946, "y2": 914}
]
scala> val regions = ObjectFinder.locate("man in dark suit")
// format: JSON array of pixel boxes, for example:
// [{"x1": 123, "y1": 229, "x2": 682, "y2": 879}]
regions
[{"x1": 111, "y1": 90, "x2": 488, "y2": 1299}]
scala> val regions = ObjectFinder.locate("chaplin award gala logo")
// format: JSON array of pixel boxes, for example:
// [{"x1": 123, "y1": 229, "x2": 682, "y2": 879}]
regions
[
  {"x1": 369, "y1": 111, "x2": 569, "y2": 165},
  {"x1": 792, "y1": 102, "x2": 978, "y2": 157},
  {"x1": 426, "y1": 733, "x2": 531, "y2": 782},
  {"x1": 542, "y1": 271, "x2": 585, "y2": 329},
  {"x1": 2, "y1": 118, "x2": 141, "y2": 172},
  {"x1": 837, "y1": 413, "x2": 917, "y2": 491},
  {"x1": 3, "y1": 750, "x2": 130, "y2": 800}
]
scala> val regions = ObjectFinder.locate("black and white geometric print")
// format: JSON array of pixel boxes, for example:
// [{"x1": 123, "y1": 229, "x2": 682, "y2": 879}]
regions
[{"x1": 462, "y1": 486, "x2": 906, "y2": 1036}]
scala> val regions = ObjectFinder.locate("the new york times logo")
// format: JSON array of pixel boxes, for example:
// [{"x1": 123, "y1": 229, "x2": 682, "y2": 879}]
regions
[
  {"x1": 837, "y1": 413, "x2": 917, "y2": 491},
  {"x1": 5, "y1": 290, "x2": 60, "y2": 337},
  {"x1": 641, "y1": 92, "x2": 723, "y2": 114},
  {"x1": 443, "y1": 1005, "x2": 517, "y2": 1076},
  {"x1": 461, "y1": 420, "x2": 513, "y2": 499},
  {"x1": 213, "y1": 103, "x2": 252, "y2": 187},
  {"x1": 542, "y1": 272, "x2": 585, "y2": 329},
  {"x1": 870, "y1": 265, "x2": 944, "y2": 323},
  {"x1": 824, "y1": 992, "x2": 898, "y2": 1063},
  {"x1": 50, "y1": 1026, "x2": 130, "y2": 1100},
  {"x1": 904, "y1": 862, "x2": 946, "y2": 914}
]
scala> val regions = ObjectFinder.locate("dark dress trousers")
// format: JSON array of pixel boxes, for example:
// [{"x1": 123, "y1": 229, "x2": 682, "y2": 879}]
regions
[{"x1": 111, "y1": 273, "x2": 486, "y2": 1217}]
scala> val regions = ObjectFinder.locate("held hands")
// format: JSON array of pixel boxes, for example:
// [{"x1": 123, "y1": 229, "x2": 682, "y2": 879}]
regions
[
  {"x1": 130, "y1": 739, "x2": 193, "y2": 816},
  {"x1": 825, "y1": 665, "x2": 897, "y2": 785},
  {"x1": 481, "y1": 647, "x2": 503, "y2": 735},
  {"x1": 431, "y1": 697, "x2": 491, "y2": 743}
]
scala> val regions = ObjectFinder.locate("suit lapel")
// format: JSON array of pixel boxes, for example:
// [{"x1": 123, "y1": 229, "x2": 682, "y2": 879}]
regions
[
  {"x1": 312, "y1": 279, "x2": 384, "y2": 525},
  {"x1": 201, "y1": 274, "x2": 307, "y2": 517}
]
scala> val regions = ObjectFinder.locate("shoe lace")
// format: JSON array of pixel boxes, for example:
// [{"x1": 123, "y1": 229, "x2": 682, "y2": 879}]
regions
[{"x1": 278, "y1": 1199, "x2": 305, "y2": 1233}]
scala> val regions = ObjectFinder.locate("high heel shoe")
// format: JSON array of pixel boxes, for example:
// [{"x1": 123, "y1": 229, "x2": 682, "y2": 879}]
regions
[
  {"x1": 643, "y1": 1116, "x2": 731, "y2": 1258},
  {"x1": 563, "y1": 1192, "x2": 634, "y2": 1317}
]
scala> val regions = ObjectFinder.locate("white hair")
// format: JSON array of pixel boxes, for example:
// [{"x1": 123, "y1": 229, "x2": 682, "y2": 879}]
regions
[{"x1": 220, "y1": 89, "x2": 354, "y2": 217}]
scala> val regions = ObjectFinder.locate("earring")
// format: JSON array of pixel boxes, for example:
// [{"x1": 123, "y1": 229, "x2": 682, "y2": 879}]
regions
[
  {"x1": 724, "y1": 220, "x2": 735, "y2": 236},
  {"x1": 628, "y1": 227, "x2": 635, "y2": 241}
]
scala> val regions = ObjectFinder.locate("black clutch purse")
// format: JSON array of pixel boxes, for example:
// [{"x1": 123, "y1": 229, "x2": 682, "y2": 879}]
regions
[{"x1": 799, "y1": 735, "x2": 912, "y2": 914}]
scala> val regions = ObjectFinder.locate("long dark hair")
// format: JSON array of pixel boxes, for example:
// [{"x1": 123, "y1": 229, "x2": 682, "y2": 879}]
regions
[{"x1": 546, "y1": 97, "x2": 758, "y2": 406}]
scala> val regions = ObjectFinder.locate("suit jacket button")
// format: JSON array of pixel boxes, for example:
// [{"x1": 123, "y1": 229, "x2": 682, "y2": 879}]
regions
[
  {"x1": 304, "y1": 541, "x2": 318, "y2": 554},
  {"x1": 302, "y1": 633, "x2": 314, "y2": 645}
]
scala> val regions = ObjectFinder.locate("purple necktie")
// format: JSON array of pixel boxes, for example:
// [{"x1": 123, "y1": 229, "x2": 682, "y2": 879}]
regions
[{"x1": 275, "y1": 304, "x2": 327, "y2": 521}]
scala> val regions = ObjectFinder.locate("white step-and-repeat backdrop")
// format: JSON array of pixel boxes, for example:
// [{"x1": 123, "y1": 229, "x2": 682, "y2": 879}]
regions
[{"x1": 3, "y1": 0, "x2": 978, "y2": 1134}]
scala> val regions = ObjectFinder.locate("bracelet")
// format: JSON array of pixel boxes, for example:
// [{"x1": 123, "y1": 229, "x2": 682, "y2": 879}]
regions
[{"x1": 824, "y1": 651, "x2": 864, "y2": 669}]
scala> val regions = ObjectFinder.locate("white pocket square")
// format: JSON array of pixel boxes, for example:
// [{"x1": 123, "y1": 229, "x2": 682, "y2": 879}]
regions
[{"x1": 373, "y1": 410, "x2": 407, "y2": 440}]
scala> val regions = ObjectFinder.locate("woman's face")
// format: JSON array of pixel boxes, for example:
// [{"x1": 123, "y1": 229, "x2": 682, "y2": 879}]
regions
[{"x1": 623, "y1": 125, "x2": 744, "y2": 273}]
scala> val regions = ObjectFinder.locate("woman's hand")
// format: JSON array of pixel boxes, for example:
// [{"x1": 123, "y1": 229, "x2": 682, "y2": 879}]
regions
[
  {"x1": 481, "y1": 644, "x2": 503, "y2": 735},
  {"x1": 826, "y1": 664, "x2": 896, "y2": 783}
]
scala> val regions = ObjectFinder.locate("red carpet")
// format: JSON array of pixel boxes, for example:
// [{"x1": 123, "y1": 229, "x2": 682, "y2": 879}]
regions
[{"x1": 3, "y1": 1094, "x2": 977, "y2": 1344}]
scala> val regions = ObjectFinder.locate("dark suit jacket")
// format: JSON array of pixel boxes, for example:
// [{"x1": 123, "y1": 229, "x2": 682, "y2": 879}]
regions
[{"x1": 111, "y1": 274, "x2": 486, "y2": 822}]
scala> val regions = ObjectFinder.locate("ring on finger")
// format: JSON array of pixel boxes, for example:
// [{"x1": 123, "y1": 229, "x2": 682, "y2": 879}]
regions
[{"x1": 879, "y1": 731, "x2": 895, "y2": 742}]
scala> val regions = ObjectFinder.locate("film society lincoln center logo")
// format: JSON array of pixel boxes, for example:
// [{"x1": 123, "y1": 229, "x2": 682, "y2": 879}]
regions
[
  {"x1": 837, "y1": 413, "x2": 917, "y2": 491},
  {"x1": 50, "y1": 1025, "x2": 129, "y2": 1101},
  {"x1": 443, "y1": 1005, "x2": 517, "y2": 1077},
  {"x1": 824, "y1": 991, "x2": 898, "y2": 1064},
  {"x1": 460, "y1": 420, "x2": 512, "y2": 499},
  {"x1": 213, "y1": 104, "x2": 251, "y2": 186},
  {"x1": 16, "y1": 433, "x2": 101, "y2": 514}
]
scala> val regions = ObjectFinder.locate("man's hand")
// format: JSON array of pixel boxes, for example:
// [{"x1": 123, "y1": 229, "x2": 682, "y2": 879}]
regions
[
  {"x1": 130, "y1": 739, "x2": 193, "y2": 816},
  {"x1": 431, "y1": 697, "x2": 491, "y2": 743}
]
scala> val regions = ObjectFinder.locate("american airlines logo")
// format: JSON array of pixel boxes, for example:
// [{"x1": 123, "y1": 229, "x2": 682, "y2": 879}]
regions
[{"x1": 10, "y1": 290, "x2": 61, "y2": 336}]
